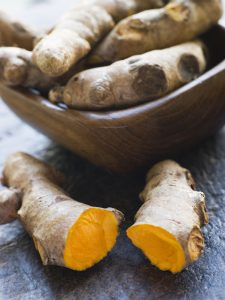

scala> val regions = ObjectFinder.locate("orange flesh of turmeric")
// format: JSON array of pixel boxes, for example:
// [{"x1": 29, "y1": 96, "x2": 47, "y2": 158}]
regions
[
  {"x1": 64, "y1": 208, "x2": 119, "y2": 271},
  {"x1": 127, "y1": 224, "x2": 186, "y2": 273}
]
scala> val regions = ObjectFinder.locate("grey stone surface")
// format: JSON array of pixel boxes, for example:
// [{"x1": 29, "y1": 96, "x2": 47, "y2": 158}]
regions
[{"x1": 1, "y1": 94, "x2": 225, "y2": 300}]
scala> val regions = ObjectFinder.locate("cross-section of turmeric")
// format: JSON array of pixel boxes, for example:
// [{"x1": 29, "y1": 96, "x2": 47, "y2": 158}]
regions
[
  {"x1": 127, "y1": 160, "x2": 208, "y2": 273},
  {"x1": 0, "y1": 152, "x2": 123, "y2": 271}
]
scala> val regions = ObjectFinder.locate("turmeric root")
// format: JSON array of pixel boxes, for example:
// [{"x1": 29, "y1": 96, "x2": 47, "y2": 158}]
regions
[
  {"x1": 52, "y1": 40, "x2": 207, "y2": 110},
  {"x1": 0, "y1": 152, "x2": 123, "y2": 271},
  {"x1": 32, "y1": 0, "x2": 167, "y2": 77},
  {"x1": 0, "y1": 47, "x2": 90, "y2": 94},
  {"x1": 90, "y1": 0, "x2": 222, "y2": 64},
  {"x1": 0, "y1": 10, "x2": 37, "y2": 50},
  {"x1": 0, "y1": 47, "x2": 57, "y2": 91},
  {"x1": 0, "y1": 187, "x2": 21, "y2": 224},
  {"x1": 127, "y1": 160, "x2": 208, "y2": 273}
]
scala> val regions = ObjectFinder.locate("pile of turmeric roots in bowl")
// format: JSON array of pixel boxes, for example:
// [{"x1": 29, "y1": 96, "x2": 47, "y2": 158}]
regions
[{"x1": 0, "y1": 0, "x2": 223, "y2": 273}]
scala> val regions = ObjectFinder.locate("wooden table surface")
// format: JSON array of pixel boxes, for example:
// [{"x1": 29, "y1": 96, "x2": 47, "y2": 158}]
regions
[{"x1": 1, "y1": 1, "x2": 225, "y2": 299}]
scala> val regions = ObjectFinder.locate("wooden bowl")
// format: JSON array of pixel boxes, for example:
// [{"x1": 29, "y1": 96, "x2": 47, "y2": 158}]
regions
[{"x1": 1, "y1": 24, "x2": 225, "y2": 172}]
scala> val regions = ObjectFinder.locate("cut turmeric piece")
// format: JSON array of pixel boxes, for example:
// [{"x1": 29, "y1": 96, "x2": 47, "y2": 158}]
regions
[
  {"x1": 0, "y1": 152, "x2": 123, "y2": 271},
  {"x1": 127, "y1": 160, "x2": 208, "y2": 273},
  {"x1": 64, "y1": 208, "x2": 118, "y2": 270},
  {"x1": 127, "y1": 225, "x2": 185, "y2": 273}
]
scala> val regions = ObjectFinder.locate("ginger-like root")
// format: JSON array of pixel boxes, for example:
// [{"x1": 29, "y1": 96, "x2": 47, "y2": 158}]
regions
[
  {"x1": 0, "y1": 47, "x2": 89, "y2": 94},
  {"x1": 0, "y1": 10, "x2": 37, "y2": 50},
  {"x1": 32, "y1": 4, "x2": 114, "y2": 77},
  {"x1": 53, "y1": 40, "x2": 207, "y2": 110},
  {"x1": 90, "y1": 0, "x2": 222, "y2": 64},
  {"x1": 32, "y1": 0, "x2": 167, "y2": 77},
  {"x1": 0, "y1": 47, "x2": 57, "y2": 92},
  {"x1": 0, "y1": 152, "x2": 124, "y2": 271},
  {"x1": 0, "y1": 188, "x2": 21, "y2": 224},
  {"x1": 127, "y1": 160, "x2": 208, "y2": 273}
]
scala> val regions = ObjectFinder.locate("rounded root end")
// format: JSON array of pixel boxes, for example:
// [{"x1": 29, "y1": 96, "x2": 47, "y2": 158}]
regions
[
  {"x1": 127, "y1": 224, "x2": 186, "y2": 273},
  {"x1": 33, "y1": 48, "x2": 70, "y2": 77},
  {"x1": 49, "y1": 86, "x2": 65, "y2": 104},
  {"x1": 3, "y1": 59, "x2": 27, "y2": 86},
  {"x1": 0, "y1": 188, "x2": 21, "y2": 224},
  {"x1": 64, "y1": 208, "x2": 119, "y2": 271}
]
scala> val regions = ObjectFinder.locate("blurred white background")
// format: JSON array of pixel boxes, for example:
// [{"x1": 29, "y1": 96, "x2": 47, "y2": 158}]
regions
[{"x1": 0, "y1": 0, "x2": 78, "y2": 27}]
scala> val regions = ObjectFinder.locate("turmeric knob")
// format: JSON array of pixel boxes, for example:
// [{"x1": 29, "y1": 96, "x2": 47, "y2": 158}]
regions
[
  {"x1": 0, "y1": 47, "x2": 56, "y2": 91},
  {"x1": 127, "y1": 160, "x2": 208, "y2": 273},
  {"x1": 32, "y1": 0, "x2": 168, "y2": 77},
  {"x1": 90, "y1": 0, "x2": 222, "y2": 64},
  {"x1": 0, "y1": 152, "x2": 124, "y2": 271},
  {"x1": 56, "y1": 40, "x2": 207, "y2": 110}
]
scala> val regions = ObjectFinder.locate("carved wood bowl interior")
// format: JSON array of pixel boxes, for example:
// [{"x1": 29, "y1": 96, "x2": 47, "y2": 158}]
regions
[{"x1": 1, "y1": 24, "x2": 225, "y2": 172}]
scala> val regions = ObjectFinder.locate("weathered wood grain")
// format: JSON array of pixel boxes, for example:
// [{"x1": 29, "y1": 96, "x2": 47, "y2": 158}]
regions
[{"x1": 2, "y1": 24, "x2": 225, "y2": 172}]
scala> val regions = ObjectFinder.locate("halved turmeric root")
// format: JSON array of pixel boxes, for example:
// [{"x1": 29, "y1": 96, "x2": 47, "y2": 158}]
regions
[
  {"x1": 64, "y1": 207, "x2": 120, "y2": 270},
  {"x1": 127, "y1": 160, "x2": 208, "y2": 273},
  {"x1": 0, "y1": 152, "x2": 123, "y2": 271}
]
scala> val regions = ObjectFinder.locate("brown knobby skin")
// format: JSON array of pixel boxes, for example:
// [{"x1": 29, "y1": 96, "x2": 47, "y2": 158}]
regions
[
  {"x1": 54, "y1": 40, "x2": 207, "y2": 110},
  {"x1": 32, "y1": 0, "x2": 167, "y2": 77},
  {"x1": 90, "y1": 0, "x2": 222, "y2": 64},
  {"x1": 0, "y1": 47, "x2": 57, "y2": 91},
  {"x1": 0, "y1": 188, "x2": 21, "y2": 224},
  {"x1": 0, "y1": 47, "x2": 88, "y2": 92},
  {"x1": 0, "y1": 152, "x2": 124, "y2": 271},
  {"x1": 127, "y1": 160, "x2": 208, "y2": 273},
  {"x1": 0, "y1": 10, "x2": 37, "y2": 50}
]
